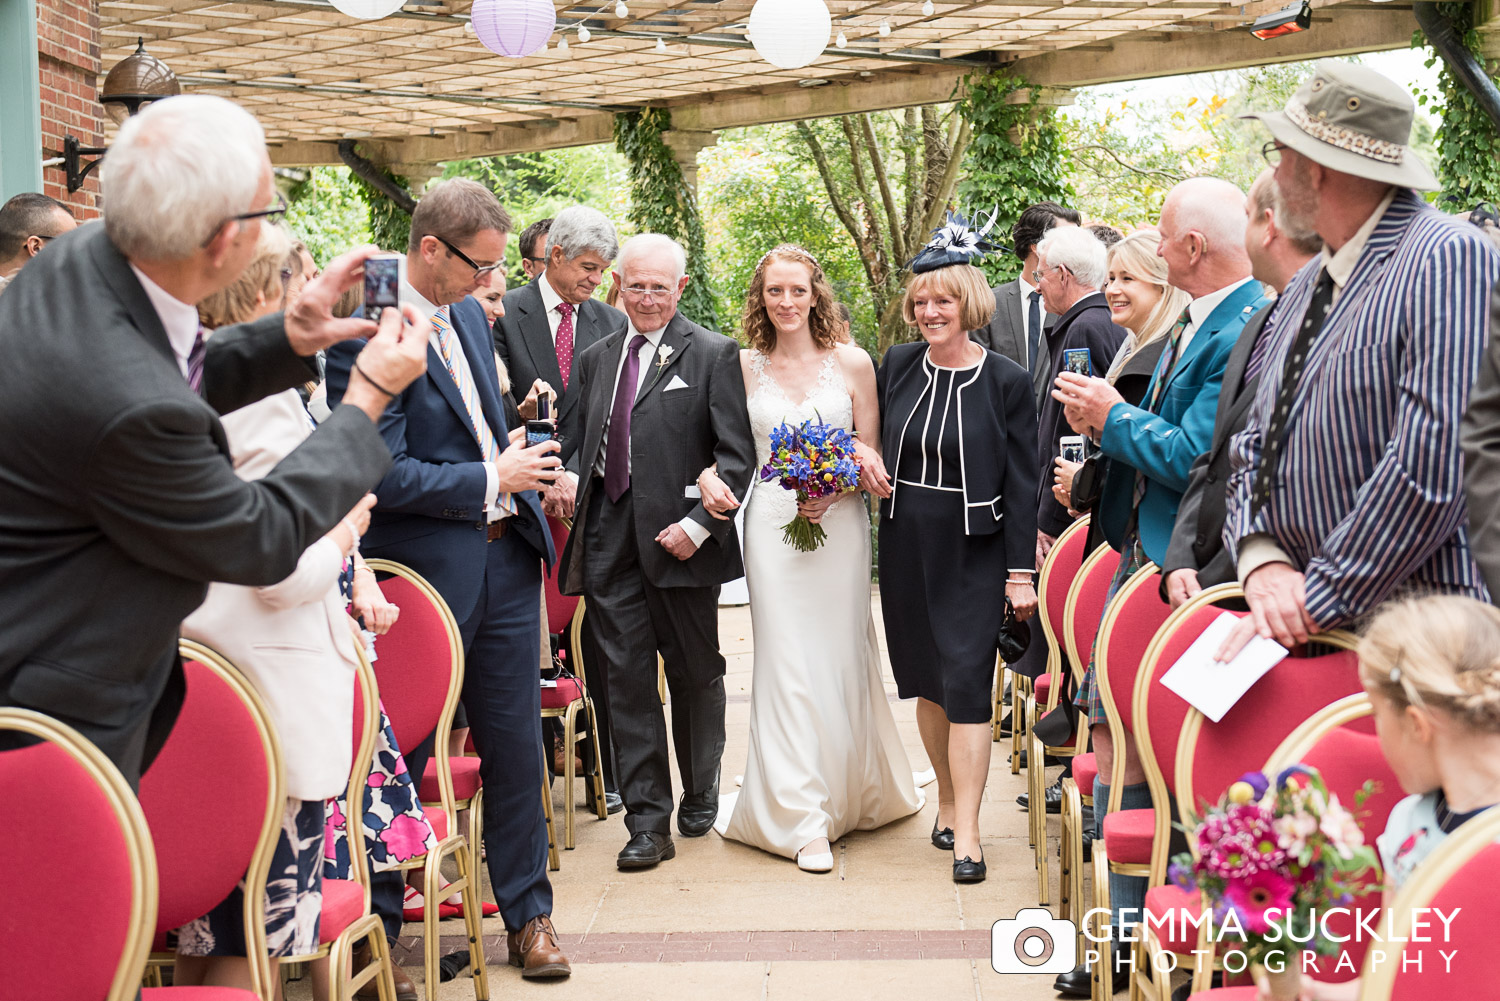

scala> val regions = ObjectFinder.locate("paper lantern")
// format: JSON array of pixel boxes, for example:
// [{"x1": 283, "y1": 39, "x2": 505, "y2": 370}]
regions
[
  {"x1": 747, "y1": 0, "x2": 830, "y2": 70},
  {"x1": 328, "y1": 0, "x2": 405, "y2": 19},
  {"x1": 470, "y1": 0, "x2": 556, "y2": 58}
]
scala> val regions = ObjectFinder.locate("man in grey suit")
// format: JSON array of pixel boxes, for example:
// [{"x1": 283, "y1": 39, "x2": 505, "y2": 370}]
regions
[
  {"x1": 1161, "y1": 169, "x2": 1319, "y2": 606},
  {"x1": 494, "y1": 206, "x2": 627, "y2": 466},
  {"x1": 552, "y1": 234, "x2": 754, "y2": 870},
  {"x1": 970, "y1": 201, "x2": 1081, "y2": 406}
]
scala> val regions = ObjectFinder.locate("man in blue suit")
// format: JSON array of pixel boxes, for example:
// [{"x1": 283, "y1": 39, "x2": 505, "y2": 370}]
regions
[
  {"x1": 1047, "y1": 176, "x2": 1267, "y2": 998},
  {"x1": 326, "y1": 178, "x2": 572, "y2": 992}
]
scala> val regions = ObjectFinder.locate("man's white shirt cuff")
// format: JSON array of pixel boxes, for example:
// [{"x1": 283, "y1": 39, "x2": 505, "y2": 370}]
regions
[{"x1": 678, "y1": 517, "x2": 710, "y2": 547}]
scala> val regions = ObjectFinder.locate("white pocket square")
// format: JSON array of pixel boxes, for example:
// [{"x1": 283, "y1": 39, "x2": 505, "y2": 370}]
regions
[{"x1": 663, "y1": 375, "x2": 690, "y2": 392}]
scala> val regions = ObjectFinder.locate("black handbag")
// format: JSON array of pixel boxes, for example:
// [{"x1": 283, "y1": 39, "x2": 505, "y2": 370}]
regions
[
  {"x1": 998, "y1": 598, "x2": 1032, "y2": 663},
  {"x1": 1070, "y1": 454, "x2": 1106, "y2": 511}
]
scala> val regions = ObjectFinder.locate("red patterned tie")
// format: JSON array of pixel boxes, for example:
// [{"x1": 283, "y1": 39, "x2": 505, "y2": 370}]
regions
[{"x1": 556, "y1": 301, "x2": 575, "y2": 390}]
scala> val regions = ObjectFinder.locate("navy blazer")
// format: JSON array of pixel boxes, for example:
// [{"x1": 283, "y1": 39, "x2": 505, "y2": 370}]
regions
[{"x1": 326, "y1": 295, "x2": 554, "y2": 624}]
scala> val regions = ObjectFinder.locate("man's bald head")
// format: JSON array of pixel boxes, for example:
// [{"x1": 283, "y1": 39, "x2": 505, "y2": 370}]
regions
[{"x1": 1156, "y1": 177, "x2": 1254, "y2": 298}]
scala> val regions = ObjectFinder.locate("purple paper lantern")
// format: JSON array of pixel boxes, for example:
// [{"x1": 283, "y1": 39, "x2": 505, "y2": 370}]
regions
[{"x1": 470, "y1": 0, "x2": 556, "y2": 58}]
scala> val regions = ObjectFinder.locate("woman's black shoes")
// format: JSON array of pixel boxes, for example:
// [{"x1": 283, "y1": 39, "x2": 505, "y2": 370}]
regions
[
  {"x1": 931, "y1": 819, "x2": 955, "y2": 851},
  {"x1": 952, "y1": 853, "x2": 986, "y2": 883}
]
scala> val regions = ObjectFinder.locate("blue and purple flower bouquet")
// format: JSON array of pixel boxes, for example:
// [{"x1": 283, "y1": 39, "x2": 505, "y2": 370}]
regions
[{"x1": 760, "y1": 417, "x2": 861, "y2": 553}]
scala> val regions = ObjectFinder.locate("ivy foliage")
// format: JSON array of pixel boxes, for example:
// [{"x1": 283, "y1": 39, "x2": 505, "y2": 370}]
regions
[
  {"x1": 347, "y1": 161, "x2": 413, "y2": 253},
  {"x1": 1416, "y1": 3, "x2": 1500, "y2": 209},
  {"x1": 283, "y1": 167, "x2": 373, "y2": 265},
  {"x1": 956, "y1": 71, "x2": 1074, "y2": 284},
  {"x1": 613, "y1": 107, "x2": 719, "y2": 330}
]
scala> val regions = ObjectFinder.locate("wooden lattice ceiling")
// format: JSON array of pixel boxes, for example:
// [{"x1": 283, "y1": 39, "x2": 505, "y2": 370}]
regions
[{"x1": 95, "y1": 0, "x2": 1418, "y2": 165}]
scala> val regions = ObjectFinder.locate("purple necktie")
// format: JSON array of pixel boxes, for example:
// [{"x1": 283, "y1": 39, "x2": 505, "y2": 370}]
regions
[
  {"x1": 605, "y1": 334, "x2": 648, "y2": 502},
  {"x1": 186, "y1": 325, "x2": 207, "y2": 393}
]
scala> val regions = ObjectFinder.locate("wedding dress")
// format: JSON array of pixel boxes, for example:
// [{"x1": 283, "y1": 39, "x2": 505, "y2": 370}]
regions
[{"x1": 714, "y1": 350, "x2": 924, "y2": 861}]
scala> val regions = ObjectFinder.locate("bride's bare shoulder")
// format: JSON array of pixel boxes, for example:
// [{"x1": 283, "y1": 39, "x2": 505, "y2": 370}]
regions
[{"x1": 833, "y1": 341, "x2": 875, "y2": 378}]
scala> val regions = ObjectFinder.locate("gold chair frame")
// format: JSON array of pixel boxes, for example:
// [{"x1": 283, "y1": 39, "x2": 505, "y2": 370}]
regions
[
  {"x1": 363, "y1": 560, "x2": 490, "y2": 1001},
  {"x1": 1018, "y1": 517, "x2": 1092, "y2": 785},
  {"x1": 542, "y1": 596, "x2": 608, "y2": 853},
  {"x1": 1, "y1": 708, "x2": 160, "y2": 1001}
]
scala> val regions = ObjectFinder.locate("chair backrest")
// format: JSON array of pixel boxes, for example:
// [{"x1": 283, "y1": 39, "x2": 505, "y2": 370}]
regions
[
  {"x1": 362, "y1": 558, "x2": 463, "y2": 818},
  {"x1": 1061, "y1": 543, "x2": 1123, "y2": 690},
  {"x1": 1095, "y1": 564, "x2": 1172, "y2": 801},
  {"x1": 1360, "y1": 808, "x2": 1500, "y2": 999},
  {"x1": 141, "y1": 641, "x2": 282, "y2": 1000},
  {"x1": 342, "y1": 626, "x2": 381, "y2": 900},
  {"x1": 1036, "y1": 516, "x2": 1092, "y2": 675},
  {"x1": 543, "y1": 515, "x2": 580, "y2": 637},
  {"x1": 2, "y1": 708, "x2": 157, "y2": 1001},
  {"x1": 1262, "y1": 694, "x2": 1403, "y2": 983}
]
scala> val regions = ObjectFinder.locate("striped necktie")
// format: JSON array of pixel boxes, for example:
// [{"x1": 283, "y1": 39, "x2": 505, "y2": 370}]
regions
[
  {"x1": 431, "y1": 306, "x2": 516, "y2": 517},
  {"x1": 186, "y1": 325, "x2": 207, "y2": 393}
]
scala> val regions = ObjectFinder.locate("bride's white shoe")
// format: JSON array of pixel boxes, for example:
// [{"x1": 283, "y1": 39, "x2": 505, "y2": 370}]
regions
[{"x1": 796, "y1": 839, "x2": 834, "y2": 873}]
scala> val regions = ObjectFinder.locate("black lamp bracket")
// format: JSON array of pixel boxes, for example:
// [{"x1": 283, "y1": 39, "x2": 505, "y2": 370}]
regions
[{"x1": 60, "y1": 135, "x2": 108, "y2": 194}]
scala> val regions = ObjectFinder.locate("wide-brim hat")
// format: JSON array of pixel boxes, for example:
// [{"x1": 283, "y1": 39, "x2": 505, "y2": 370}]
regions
[{"x1": 1240, "y1": 59, "x2": 1438, "y2": 191}]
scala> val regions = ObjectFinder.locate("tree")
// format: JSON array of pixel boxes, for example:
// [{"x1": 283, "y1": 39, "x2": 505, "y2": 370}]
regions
[
  {"x1": 792, "y1": 106, "x2": 971, "y2": 354},
  {"x1": 1416, "y1": 3, "x2": 1500, "y2": 209}
]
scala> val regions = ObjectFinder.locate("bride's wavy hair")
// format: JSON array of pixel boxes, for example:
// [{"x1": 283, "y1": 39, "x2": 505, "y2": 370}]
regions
[{"x1": 741, "y1": 244, "x2": 849, "y2": 354}]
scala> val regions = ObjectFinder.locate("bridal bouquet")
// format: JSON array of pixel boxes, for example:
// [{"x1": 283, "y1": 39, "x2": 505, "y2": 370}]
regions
[
  {"x1": 1168, "y1": 765, "x2": 1380, "y2": 999},
  {"x1": 760, "y1": 417, "x2": 861, "y2": 553}
]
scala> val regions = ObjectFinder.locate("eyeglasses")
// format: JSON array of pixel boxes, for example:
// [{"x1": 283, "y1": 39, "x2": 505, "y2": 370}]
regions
[
  {"x1": 1031, "y1": 265, "x2": 1062, "y2": 284},
  {"x1": 1261, "y1": 140, "x2": 1287, "y2": 166},
  {"x1": 436, "y1": 235, "x2": 501, "y2": 280},
  {"x1": 523, "y1": 256, "x2": 547, "y2": 265},
  {"x1": 622, "y1": 286, "x2": 674, "y2": 301},
  {"x1": 202, "y1": 193, "x2": 288, "y2": 247}
]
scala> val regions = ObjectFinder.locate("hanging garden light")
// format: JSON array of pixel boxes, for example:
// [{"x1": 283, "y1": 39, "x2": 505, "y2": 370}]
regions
[
  {"x1": 469, "y1": 0, "x2": 556, "y2": 57},
  {"x1": 878, "y1": 20, "x2": 891, "y2": 36},
  {"x1": 922, "y1": 0, "x2": 934, "y2": 15},
  {"x1": 577, "y1": 24, "x2": 591, "y2": 42},
  {"x1": 327, "y1": 0, "x2": 405, "y2": 19},
  {"x1": 615, "y1": 0, "x2": 629, "y2": 17},
  {"x1": 747, "y1": 0, "x2": 831, "y2": 70}
]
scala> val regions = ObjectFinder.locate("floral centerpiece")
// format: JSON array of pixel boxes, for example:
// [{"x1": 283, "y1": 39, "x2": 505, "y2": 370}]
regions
[
  {"x1": 1169, "y1": 765, "x2": 1380, "y2": 999},
  {"x1": 760, "y1": 416, "x2": 861, "y2": 552}
]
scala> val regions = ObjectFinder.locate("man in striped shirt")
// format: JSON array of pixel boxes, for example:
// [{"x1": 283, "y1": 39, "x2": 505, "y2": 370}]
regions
[{"x1": 1220, "y1": 60, "x2": 1500, "y2": 659}]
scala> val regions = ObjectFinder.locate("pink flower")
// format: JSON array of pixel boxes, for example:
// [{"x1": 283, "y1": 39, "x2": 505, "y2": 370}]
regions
[
  {"x1": 378, "y1": 812, "x2": 433, "y2": 863},
  {"x1": 1319, "y1": 798, "x2": 1364, "y2": 858},
  {"x1": 1274, "y1": 811, "x2": 1318, "y2": 858},
  {"x1": 1223, "y1": 869, "x2": 1296, "y2": 935}
]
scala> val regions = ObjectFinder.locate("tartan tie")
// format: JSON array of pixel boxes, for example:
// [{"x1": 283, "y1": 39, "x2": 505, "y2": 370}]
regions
[
  {"x1": 186, "y1": 325, "x2": 207, "y2": 393},
  {"x1": 431, "y1": 306, "x2": 516, "y2": 516},
  {"x1": 1131, "y1": 307, "x2": 1193, "y2": 512},
  {"x1": 555, "y1": 301, "x2": 575, "y2": 390}
]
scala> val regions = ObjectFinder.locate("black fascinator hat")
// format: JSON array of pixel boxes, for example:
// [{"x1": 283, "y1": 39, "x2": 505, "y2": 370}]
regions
[{"x1": 907, "y1": 208, "x2": 1008, "y2": 274}]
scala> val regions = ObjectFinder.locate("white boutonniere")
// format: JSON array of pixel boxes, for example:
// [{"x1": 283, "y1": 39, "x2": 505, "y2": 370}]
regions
[{"x1": 654, "y1": 343, "x2": 674, "y2": 375}]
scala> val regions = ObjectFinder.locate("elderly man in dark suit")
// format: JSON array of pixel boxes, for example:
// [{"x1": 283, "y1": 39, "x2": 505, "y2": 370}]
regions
[
  {"x1": 970, "y1": 201, "x2": 1080, "y2": 407},
  {"x1": 1223, "y1": 60, "x2": 1499, "y2": 659},
  {"x1": 557, "y1": 233, "x2": 755, "y2": 870},
  {"x1": 1161, "y1": 168, "x2": 1319, "y2": 607},
  {"x1": 0, "y1": 95, "x2": 426, "y2": 787}
]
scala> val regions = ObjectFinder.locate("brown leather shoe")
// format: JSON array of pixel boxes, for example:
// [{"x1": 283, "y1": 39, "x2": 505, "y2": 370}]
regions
[
  {"x1": 352, "y1": 940, "x2": 418, "y2": 1001},
  {"x1": 507, "y1": 914, "x2": 572, "y2": 979}
]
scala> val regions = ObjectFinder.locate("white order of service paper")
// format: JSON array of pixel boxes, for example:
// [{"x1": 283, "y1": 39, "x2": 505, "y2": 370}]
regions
[{"x1": 1158, "y1": 611, "x2": 1289, "y2": 723}]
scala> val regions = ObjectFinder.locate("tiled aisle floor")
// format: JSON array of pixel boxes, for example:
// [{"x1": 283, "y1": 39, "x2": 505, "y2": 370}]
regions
[{"x1": 288, "y1": 593, "x2": 1087, "y2": 1001}]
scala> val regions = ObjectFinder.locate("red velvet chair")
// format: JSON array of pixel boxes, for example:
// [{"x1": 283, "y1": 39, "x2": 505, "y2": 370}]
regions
[
  {"x1": 1030, "y1": 539, "x2": 1120, "y2": 904},
  {"x1": 138, "y1": 640, "x2": 285, "y2": 1000},
  {"x1": 2, "y1": 708, "x2": 157, "y2": 1001},
  {"x1": 283, "y1": 631, "x2": 397, "y2": 1001},
  {"x1": 361, "y1": 560, "x2": 489, "y2": 1001},
  {"x1": 1019, "y1": 515, "x2": 1092, "y2": 779}
]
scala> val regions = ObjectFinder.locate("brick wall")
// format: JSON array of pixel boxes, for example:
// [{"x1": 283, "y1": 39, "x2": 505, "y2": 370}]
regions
[{"x1": 36, "y1": 0, "x2": 101, "y2": 219}]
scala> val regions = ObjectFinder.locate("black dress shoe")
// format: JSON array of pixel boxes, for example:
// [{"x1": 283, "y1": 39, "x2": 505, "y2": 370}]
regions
[
  {"x1": 952, "y1": 852, "x2": 986, "y2": 883},
  {"x1": 616, "y1": 831, "x2": 675, "y2": 869},
  {"x1": 930, "y1": 818, "x2": 954, "y2": 851},
  {"x1": 677, "y1": 783, "x2": 719, "y2": 837},
  {"x1": 1016, "y1": 776, "x2": 1065, "y2": 813},
  {"x1": 1080, "y1": 825, "x2": 1095, "y2": 863},
  {"x1": 604, "y1": 791, "x2": 624, "y2": 815},
  {"x1": 1053, "y1": 947, "x2": 1130, "y2": 997},
  {"x1": 1010, "y1": 750, "x2": 1063, "y2": 769}
]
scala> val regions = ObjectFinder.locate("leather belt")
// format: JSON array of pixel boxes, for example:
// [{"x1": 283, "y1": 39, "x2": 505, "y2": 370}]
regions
[{"x1": 486, "y1": 520, "x2": 510, "y2": 542}]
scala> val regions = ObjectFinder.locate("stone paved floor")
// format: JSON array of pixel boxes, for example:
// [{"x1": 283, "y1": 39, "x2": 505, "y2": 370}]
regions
[{"x1": 287, "y1": 593, "x2": 1098, "y2": 1001}]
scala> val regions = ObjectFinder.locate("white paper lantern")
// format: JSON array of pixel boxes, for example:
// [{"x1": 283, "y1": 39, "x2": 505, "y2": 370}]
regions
[
  {"x1": 747, "y1": 0, "x2": 831, "y2": 70},
  {"x1": 470, "y1": 0, "x2": 556, "y2": 57},
  {"x1": 328, "y1": 0, "x2": 405, "y2": 20}
]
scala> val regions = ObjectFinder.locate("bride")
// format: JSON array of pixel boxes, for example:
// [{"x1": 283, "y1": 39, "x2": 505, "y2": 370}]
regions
[{"x1": 698, "y1": 245, "x2": 924, "y2": 872}]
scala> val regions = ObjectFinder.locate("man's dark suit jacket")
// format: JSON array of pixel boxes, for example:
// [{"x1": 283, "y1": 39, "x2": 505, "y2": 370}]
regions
[
  {"x1": 493, "y1": 278, "x2": 627, "y2": 465},
  {"x1": 1035, "y1": 292, "x2": 1128, "y2": 538},
  {"x1": 327, "y1": 295, "x2": 554, "y2": 626},
  {"x1": 559, "y1": 311, "x2": 754, "y2": 595},
  {"x1": 970, "y1": 277, "x2": 1053, "y2": 406},
  {"x1": 1161, "y1": 301, "x2": 1275, "y2": 593},
  {"x1": 0, "y1": 223, "x2": 392, "y2": 776}
]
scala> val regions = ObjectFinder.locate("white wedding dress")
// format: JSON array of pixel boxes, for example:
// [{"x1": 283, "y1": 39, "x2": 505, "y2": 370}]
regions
[{"x1": 714, "y1": 351, "x2": 924, "y2": 860}]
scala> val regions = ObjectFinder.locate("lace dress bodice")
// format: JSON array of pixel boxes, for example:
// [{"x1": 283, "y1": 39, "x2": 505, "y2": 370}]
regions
[{"x1": 746, "y1": 350, "x2": 854, "y2": 526}]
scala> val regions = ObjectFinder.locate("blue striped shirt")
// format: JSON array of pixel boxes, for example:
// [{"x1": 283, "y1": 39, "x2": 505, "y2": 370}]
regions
[{"x1": 1224, "y1": 189, "x2": 1500, "y2": 626}]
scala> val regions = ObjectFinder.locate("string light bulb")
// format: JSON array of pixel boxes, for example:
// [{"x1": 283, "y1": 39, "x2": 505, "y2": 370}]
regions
[
  {"x1": 557, "y1": 33, "x2": 568, "y2": 52},
  {"x1": 655, "y1": 36, "x2": 666, "y2": 52},
  {"x1": 835, "y1": 30, "x2": 847, "y2": 47},
  {"x1": 577, "y1": 24, "x2": 590, "y2": 42},
  {"x1": 615, "y1": 0, "x2": 628, "y2": 17},
  {"x1": 922, "y1": 0, "x2": 933, "y2": 15},
  {"x1": 878, "y1": 20, "x2": 890, "y2": 36}
]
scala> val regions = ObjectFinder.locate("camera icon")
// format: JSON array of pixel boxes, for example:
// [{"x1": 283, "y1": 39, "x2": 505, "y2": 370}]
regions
[{"x1": 991, "y1": 908, "x2": 1077, "y2": 975}]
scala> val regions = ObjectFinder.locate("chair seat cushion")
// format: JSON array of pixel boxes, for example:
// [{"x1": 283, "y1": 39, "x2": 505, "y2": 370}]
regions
[
  {"x1": 1034, "y1": 675, "x2": 1053, "y2": 703},
  {"x1": 420, "y1": 756, "x2": 481, "y2": 803},
  {"x1": 1072, "y1": 753, "x2": 1098, "y2": 799},
  {"x1": 540, "y1": 677, "x2": 584, "y2": 710},
  {"x1": 318, "y1": 878, "x2": 366, "y2": 944},
  {"x1": 1101, "y1": 807, "x2": 1153, "y2": 863},
  {"x1": 1144, "y1": 883, "x2": 1203, "y2": 954},
  {"x1": 143, "y1": 989, "x2": 257, "y2": 999},
  {"x1": 423, "y1": 805, "x2": 449, "y2": 842}
]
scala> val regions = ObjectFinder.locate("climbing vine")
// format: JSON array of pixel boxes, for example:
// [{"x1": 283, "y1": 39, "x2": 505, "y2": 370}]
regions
[
  {"x1": 614, "y1": 107, "x2": 719, "y2": 330},
  {"x1": 1417, "y1": 3, "x2": 1500, "y2": 208},
  {"x1": 955, "y1": 71, "x2": 1074, "y2": 284},
  {"x1": 349, "y1": 162, "x2": 413, "y2": 253}
]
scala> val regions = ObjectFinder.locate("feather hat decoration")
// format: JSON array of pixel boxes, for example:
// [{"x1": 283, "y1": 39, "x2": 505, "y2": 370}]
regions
[{"x1": 907, "y1": 208, "x2": 1008, "y2": 274}]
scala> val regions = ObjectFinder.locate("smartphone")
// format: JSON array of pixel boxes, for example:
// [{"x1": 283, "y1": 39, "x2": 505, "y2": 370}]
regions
[
  {"x1": 1063, "y1": 347, "x2": 1092, "y2": 378},
  {"x1": 1059, "y1": 434, "x2": 1087, "y2": 465},
  {"x1": 362, "y1": 253, "x2": 404, "y2": 321},
  {"x1": 525, "y1": 393, "x2": 556, "y2": 449}
]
